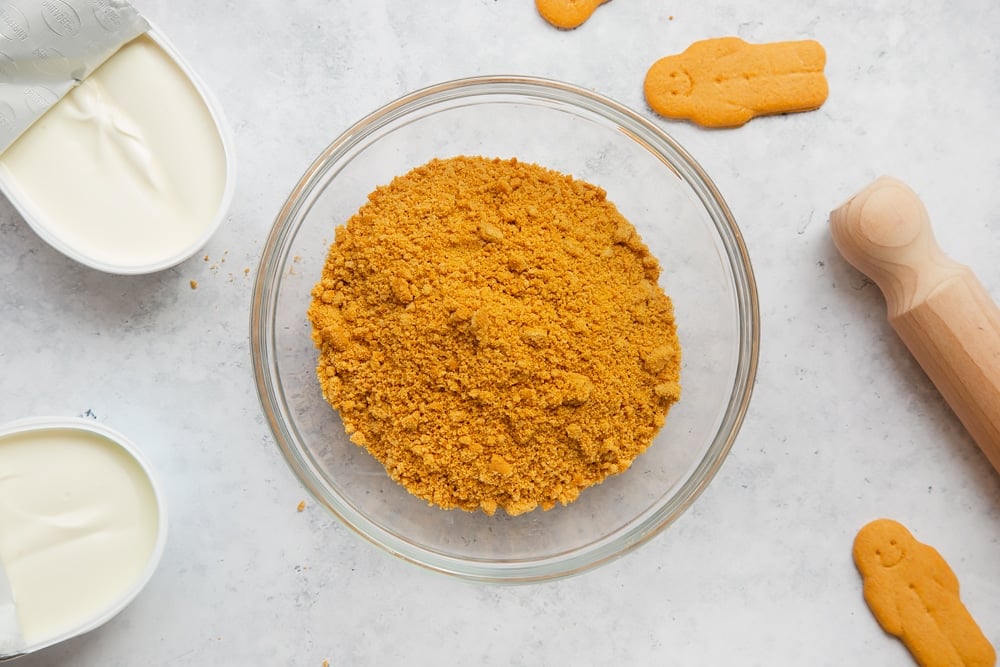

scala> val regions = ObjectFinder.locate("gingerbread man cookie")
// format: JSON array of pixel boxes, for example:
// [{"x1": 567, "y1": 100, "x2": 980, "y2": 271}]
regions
[
  {"x1": 535, "y1": 0, "x2": 609, "y2": 30},
  {"x1": 644, "y1": 37, "x2": 828, "y2": 128},
  {"x1": 853, "y1": 519, "x2": 995, "y2": 667}
]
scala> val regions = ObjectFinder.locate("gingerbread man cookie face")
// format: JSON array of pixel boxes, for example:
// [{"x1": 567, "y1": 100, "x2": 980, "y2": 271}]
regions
[
  {"x1": 855, "y1": 518, "x2": 908, "y2": 570},
  {"x1": 644, "y1": 37, "x2": 829, "y2": 128},
  {"x1": 654, "y1": 68, "x2": 693, "y2": 100},
  {"x1": 853, "y1": 519, "x2": 996, "y2": 667}
]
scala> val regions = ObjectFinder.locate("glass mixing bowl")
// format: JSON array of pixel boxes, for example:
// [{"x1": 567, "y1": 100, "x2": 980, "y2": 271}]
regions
[{"x1": 251, "y1": 76, "x2": 758, "y2": 582}]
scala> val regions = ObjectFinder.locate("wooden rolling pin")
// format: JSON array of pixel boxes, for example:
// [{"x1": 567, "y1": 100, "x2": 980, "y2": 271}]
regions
[{"x1": 830, "y1": 176, "x2": 1000, "y2": 475}]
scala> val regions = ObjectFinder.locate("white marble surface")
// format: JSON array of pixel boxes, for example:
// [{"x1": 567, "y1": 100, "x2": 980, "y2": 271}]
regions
[{"x1": 2, "y1": 1, "x2": 999, "y2": 665}]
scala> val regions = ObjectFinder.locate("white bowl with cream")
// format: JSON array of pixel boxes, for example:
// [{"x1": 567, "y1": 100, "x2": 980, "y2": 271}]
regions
[
  {"x1": 0, "y1": 418, "x2": 166, "y2": 659},
  {"x1": 0, "y1": 29, "x2": 236, "y2": 275}
]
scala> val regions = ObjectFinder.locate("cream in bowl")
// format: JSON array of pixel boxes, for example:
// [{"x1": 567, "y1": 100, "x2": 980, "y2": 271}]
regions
[
  {"x1": 0, "y1": 418, "x2": 166, "y2": 659},
  {"x1": 0, "y1": 29, "x2": 235, "y2": 274}
]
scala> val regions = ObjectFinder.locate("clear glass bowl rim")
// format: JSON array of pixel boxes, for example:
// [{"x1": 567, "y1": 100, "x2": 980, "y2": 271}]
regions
[{"x1": 250, "y1": 75, "x2": 760, "y2": 583}]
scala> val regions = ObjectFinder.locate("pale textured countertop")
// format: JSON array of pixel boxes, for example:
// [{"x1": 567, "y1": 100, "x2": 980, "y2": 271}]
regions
[{"x1": 2, "y1": 2, "x2": 999, "y2": 665}]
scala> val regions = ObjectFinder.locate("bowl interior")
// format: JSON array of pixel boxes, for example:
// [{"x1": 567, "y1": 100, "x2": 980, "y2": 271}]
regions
[{"x1": 253, "y1": 78, "x2": 757, "y2": 581}]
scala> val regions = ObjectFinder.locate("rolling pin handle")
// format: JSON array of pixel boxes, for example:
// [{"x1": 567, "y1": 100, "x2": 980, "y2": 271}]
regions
[{"x1": 830, "y1": 177, "x2": 1000, "y2": 475}]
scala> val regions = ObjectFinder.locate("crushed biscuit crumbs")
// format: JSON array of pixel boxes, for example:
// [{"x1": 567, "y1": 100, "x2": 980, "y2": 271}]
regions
[
  {"x1": 296, "y1": 500, "x2": 306, "y2": 512},
  {"x1": 189, "y1": 280, "x2": 198, "y2": 290},
  {"x1": 308, "y1": 156, "x2": 681, "y2": 516}
]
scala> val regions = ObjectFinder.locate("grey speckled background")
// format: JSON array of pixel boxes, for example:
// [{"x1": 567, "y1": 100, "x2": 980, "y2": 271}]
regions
[{"x1": 1, "y1": 1, "x2": 998, "y2": 665}]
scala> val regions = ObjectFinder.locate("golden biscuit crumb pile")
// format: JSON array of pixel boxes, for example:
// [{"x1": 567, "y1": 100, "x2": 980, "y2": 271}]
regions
[{"x1": 308, "y1": 156, "x2": 681, "y2": 515}]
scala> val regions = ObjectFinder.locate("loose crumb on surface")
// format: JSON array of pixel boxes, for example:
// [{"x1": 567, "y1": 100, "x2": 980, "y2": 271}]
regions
[
  {"x1": 308, "y1": 156, "x2": 681, "y2": 516},
  {"x1": 296, "y1": 500, "x2": 306, "y2": 512},
  {"x1": 189, "y1": 280, "x2": 198, "y2": 290}
]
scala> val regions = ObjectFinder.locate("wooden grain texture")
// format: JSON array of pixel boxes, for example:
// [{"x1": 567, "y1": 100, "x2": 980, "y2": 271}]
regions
[{"x1": 830, "y1": 176, "x2": 1000, "y2": 475}]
